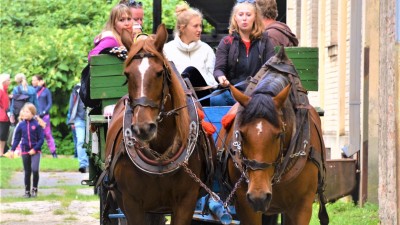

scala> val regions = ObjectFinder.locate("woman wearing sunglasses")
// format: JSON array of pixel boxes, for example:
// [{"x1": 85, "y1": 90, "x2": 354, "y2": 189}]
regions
[{"x1": 211, "y1": 0, "x2": 275, "y2": 106}]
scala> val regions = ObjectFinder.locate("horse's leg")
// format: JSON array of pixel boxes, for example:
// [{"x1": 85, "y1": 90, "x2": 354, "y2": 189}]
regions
[
  {"x1": 235, "y1": 187, "x2": 263, "y2": 225},
  {"x1": 262, "y1": 214, "x2": 279, "y2": 225},
  {"x1": 121, "y1": 197, "x2": 146, "y2": 225},
  {"x1": 145, "y1": 213, "x2": 166, "y2": 225},
  {"x1": 170, "y1": 192, "x2": 199, "y2": 225}
]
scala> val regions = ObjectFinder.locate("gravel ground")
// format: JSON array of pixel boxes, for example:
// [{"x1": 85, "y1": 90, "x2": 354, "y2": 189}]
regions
[{"x1": 0, "y1": 172, "x2": 100, "y2": 225}]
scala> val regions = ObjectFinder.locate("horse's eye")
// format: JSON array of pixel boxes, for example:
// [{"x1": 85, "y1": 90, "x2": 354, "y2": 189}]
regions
[{"x1": 157, "y1": 71, "x2": 163, "y2": 77}]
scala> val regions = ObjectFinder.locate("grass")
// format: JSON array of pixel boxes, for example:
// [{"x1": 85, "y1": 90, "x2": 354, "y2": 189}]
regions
[
  {"x1": 0, "y1": 155, "x2": 380, "y2": 224},
  {"x1": 4, "y1": 209, "x2": 33, "y2": 215},
  {"x1": 0, "y1": 154, "x2": 78, "y2": 188},
  {"x1": 310, "y1": 201, "x2": 380, "y2": 224}
]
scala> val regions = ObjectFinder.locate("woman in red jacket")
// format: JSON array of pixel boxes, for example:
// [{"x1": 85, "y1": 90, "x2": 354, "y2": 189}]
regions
[{"x1": 0, "y1": 73, "x2": 11, "y2": 157}]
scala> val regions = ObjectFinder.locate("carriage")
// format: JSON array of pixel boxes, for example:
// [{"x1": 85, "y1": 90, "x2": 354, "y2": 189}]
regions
[
  {"x1": 81, "y1": 43, "x2": 357, "y2": 225},
  {"x1": 80, "y1": 1, "x2": 359, "y2": 224}
]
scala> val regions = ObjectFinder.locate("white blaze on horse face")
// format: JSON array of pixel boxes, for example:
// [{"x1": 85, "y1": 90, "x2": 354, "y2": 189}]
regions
[
  {"x1": 256, "y1": 121, "x2": 263, "y2": 136},
  {"x1": 138, "y1": 57, "x2": 150, "y2": 97}
]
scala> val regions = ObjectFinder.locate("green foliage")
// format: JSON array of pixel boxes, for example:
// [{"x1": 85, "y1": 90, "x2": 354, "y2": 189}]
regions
[
  {"x1": 1, "y1": 0, "x2": 115, "y2": 153},
  {"x1": 0, "y1": 0, "x2": 213, "y2": 155}
]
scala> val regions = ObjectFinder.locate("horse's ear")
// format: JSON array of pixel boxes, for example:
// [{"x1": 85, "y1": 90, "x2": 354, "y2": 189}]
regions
[
  {"x1": 121, "y1": 29, "x2": 133, "y2": 51},
  {"x1": 273, "y1": 84, "x2": 291, "y2": 109},
  {"x1": 230, "y1": 84, "x2": 250, "y2": 107},
  {"x1": 276, "y1": 46, "x2": 290, "y2": 64},
  {"x1": 154, "y1": 23, "x2": 168, "y2": 52}
]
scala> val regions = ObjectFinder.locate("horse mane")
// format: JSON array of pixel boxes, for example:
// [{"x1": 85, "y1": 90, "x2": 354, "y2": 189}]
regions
[
  {"x1": 125, "y1": 35, "x2": 189, "y2": 145},
  {"x1": 237, "y1": 72, "x2": 293, "y2": 128}
]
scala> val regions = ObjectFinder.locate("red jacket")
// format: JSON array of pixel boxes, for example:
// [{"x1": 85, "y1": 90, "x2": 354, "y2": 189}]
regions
[{"x1": 0, "y1": 89, "x2": 10, "y2": 122}]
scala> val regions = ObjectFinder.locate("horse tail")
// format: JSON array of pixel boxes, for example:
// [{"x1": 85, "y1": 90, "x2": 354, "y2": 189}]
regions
[{"x1": 317, "y1": 188, "x2": 330, "y2": 225}]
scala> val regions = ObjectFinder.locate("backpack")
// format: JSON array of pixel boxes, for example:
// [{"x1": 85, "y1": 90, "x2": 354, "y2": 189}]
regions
[
  {"x1": 13, "y1": 86, "x2": 30, "y2": 116},
  {"x1": 79, "y1": 63, "x2": 100, "y2": 108}
]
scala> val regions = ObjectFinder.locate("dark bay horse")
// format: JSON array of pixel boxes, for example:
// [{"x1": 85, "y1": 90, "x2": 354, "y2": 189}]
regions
[
  {"x1": 101, "y1": 24, "x2": 214, "y2": 225},
  {"x1": 216, "y1": 49, "x2": 329, "y2": 225}
]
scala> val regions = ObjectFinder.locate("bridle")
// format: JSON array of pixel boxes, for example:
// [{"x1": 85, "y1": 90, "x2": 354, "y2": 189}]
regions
[
  {"x1": 126, "y1": 51, "x2": 172, "y2": 122},
  {"x1": 230, "y1": 111, "x2": 287, "y2": 184}
]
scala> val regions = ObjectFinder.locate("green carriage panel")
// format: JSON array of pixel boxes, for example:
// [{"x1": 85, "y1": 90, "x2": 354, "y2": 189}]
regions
[
  {"x1": 90, "y1": 54, "x2": 126, "y2": 100},
  {"x1": 276, "y1": 47, "x2": 319, "y2": 91}
]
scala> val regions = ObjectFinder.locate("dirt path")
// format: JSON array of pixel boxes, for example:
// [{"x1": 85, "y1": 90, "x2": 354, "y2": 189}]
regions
[{"x1": 0, "y1": 172, "x2": 100, "y2": 225}]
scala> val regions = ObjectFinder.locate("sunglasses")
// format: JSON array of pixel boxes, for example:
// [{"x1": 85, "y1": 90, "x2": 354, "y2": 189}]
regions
[
  {"x1": 237, "y1": 0, "x2": 256, "y2": 3},
  {"x1": 128, "y1": 0, "x2": 142, "y2": 7}
]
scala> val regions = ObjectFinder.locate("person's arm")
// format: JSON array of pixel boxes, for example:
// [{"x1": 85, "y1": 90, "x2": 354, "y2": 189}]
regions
[
  {"x1": 263, "y1": 33, "x2": 276, "y2": 62},
  {"x1": 33, "y1": 124, "x2": 45, "y2": 152},
  {"x1": 9, "y1": 87, "x2": 17, "y2": 115},
  {"x1": 204, "y1": 45, "x2": 218, "y2": 86},
  {"x1": 43, "y1": 88, "x2": 52, "y2": 115},
  {"x1": 10, "y1": 123, "x2": 22, "y2": 151},
  {"x1": 214, "y1": 37, "x2": 231, "y2": 87},
  {"x1": 88, "y1": 37, "x2": 119, "y2": 60},
  {"x1": 66, "y1": 92, "x2": 73, "y2": 124}
]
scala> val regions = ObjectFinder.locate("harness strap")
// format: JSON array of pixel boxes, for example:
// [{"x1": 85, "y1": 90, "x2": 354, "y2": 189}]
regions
[{"x1": 131, "y1": 97, "x2": 159, "y2": 108}]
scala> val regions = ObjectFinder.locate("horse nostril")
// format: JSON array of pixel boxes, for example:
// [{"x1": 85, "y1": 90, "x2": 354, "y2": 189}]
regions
[
  {"x1": 147, "y1": 123, "x2": 157, "y2": 135},
  {"x1": 131, "y1": 123, "x2": 157, "y2": 141},
  {"x1": 246, "y1": 192, "x2": 272, "y2": 212}
]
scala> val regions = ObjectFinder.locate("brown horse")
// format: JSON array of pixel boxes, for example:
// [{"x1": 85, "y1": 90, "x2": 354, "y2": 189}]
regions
[
  {"x1": 100, "y1": 24, "x2": 214, "y2": 225},
  {"x1": 216, "y1": 49, "x2": 329, "y2": 225}
]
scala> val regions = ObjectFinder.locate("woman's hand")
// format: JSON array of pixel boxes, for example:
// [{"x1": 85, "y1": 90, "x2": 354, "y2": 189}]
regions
[
  {"x1": 28, "y1": 149, "x2": 36, "y2": 155},
  {"x1": 217, "y1": 76, "x2": 230, "y2": 87},
  {"x1": 9, "y1": 114, "x2": 15, "y2": 124}
]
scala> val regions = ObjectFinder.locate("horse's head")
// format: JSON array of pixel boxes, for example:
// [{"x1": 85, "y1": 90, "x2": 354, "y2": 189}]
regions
[
  {"x1": 230, "y1": 73, "x2": 293, "y2": 212},
  {"x1": 121, "y1": 24, "x2": 188, "y2": 143}
]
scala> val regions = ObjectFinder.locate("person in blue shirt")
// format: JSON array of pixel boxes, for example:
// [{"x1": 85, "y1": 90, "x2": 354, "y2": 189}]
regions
[
  {"x1": 9, "y1": 103, "x2": 45, "y2": 198},
  {"x1": 31, "y1": 75, "x2": 57, "y2": 158},
  {"x1": 9, "y1": 73, "x2": 38, "y2": 125}
]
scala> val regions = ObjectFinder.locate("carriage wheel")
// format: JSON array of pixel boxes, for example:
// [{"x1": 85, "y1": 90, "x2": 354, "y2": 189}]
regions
[{"x1": 99, "y1": 185, "x2": 121, "y2": 225}]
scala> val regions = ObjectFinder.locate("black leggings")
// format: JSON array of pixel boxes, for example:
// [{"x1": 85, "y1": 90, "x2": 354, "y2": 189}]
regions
[{"x1": 22, "y1": 153, "x2": 41, "y2": 191}]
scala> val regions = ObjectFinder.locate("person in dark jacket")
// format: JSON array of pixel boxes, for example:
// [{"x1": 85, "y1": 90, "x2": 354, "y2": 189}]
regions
[
  {"x1": 9, "y1": 103, "x2": 45, "y2": 198},
  {"x1": 256, "y1": 0, "x2": 299, "y2": 47},
  {"x1": 31, "y1": 75, "x2": 57, "y2": 158},
  {"x1": 9, "y1": 73, "x2": 38, "y2": 125},
  {"x1": 211, "y1": 0, "x2": 275, "y2": 106}
]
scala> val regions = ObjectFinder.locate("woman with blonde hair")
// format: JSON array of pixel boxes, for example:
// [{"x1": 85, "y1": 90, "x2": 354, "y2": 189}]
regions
[
  {"x1": 211, "y1": 0, "x2": 275, "y2": 106},
  {"x1": 164, "y1": 2, "x2": 218, "y2": 105},
  {"x1": 88, "y1": 4, "x2": 133, "y2": 60},
  {"x1": 10, "y1": 73, "x2": 38, "y2": 124},
  {"x1": 9, "y1": 103, "x2": 45, "y2": 198},
  {"x1": 0, "y1": 73, "x2": 11, "y2": 157}
]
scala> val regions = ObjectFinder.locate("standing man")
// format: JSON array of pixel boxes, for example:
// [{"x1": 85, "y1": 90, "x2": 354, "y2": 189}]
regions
[
  {"x1": 67, "y1": 83, "x2": 88, "y2": 173},
  {"x1": 256, "y1": 0, "x2": 298, "y2": 47}
]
